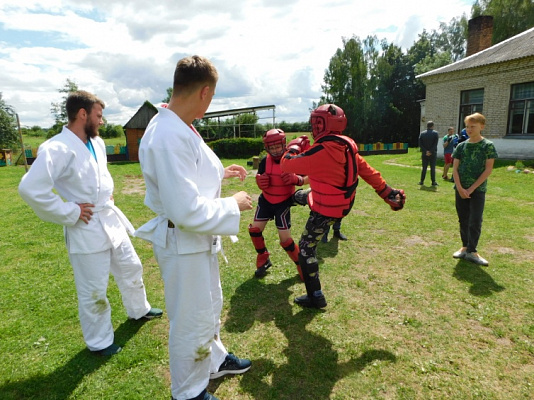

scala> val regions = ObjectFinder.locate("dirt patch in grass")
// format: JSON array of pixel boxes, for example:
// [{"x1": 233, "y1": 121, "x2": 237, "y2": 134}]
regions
[
  {"x1": 402, "y1": 235, "x2": 441, "y2": 247},
  {"x1": 494, "y1": 246, "x2": 534, "y2": 262},
  {"x1": 122, "y1": 175, "x2": 145, "y2": 195}
]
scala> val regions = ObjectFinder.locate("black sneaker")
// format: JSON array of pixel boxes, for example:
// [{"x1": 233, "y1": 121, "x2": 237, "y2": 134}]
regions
[
  {"x1": 294, "y1": 291, "x2": 327, "y2": 309},
  {"x1": 132, "y1": 307, "x2": 163, "y2": 320},
  {"x1": 254, "y1": 259, "x2": 272, "y2": 278},
  {"x1": 92, "y1": 343, "x2": 122, "y2": 356},
  {"x1": 210, "y1": 353, "x2": 252, "y2": 379},
  {"x1": 431, "y1": 182, "x2": 438, "y2": 186},
  {"x1": 333, "y1": 230, "x2": 347, "y2": 240},
  {"x1": 173, "y1": 388, "x2": 219, "y2": 400}
]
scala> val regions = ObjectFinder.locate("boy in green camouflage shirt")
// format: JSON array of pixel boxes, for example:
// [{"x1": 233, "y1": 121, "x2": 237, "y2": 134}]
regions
[{"x1": 451, "y1": 113, "x2": 498, "y2": 266}]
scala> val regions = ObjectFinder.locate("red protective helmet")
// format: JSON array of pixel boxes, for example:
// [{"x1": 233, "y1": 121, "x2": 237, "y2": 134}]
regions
[
  {"x1": 263, "y1": 128, "x2": 287, "y2": 159},
  {"x1": 310, "y1": 104, "x2": 347, "y2": 140}
]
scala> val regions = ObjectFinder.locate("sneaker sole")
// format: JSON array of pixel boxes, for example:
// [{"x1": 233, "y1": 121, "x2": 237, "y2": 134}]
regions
[
  {"x1": 141, "y1": 314, "x2": 162, "y2": 320},
  {"x1": 210, "y1": 365, "x2": 251, "y2": 380},
  {"x1": 128, "y1": 313, "x2": 163, "y2": 321},
  {"x1": 465, "y1": 256, "x2": 489, "y2": 266},
  {"x1": 294, "y1": 298, "x2": 327, "y2": 309},
  {"x1": 92, "y1": 346, "x2": 122, "y2": 356}
]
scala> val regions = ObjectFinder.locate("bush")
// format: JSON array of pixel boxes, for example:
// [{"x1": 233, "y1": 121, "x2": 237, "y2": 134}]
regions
[
  {"x1": 208, "y1": 138, "x2": 264, "y2": 158},
  {"x1": 0, "y1": 110, "x2": 19, "y2": 149}
]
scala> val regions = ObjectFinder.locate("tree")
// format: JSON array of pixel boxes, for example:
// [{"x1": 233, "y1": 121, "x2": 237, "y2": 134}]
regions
[
  {"x1": 409, "y1": 16, "x2": 468, "y2": 76},
  {"x1": 472, "y1": 0, "x2": 534, "y2": 44},
  {"x1": 98, "y1": 119, "x2": 124, "y2": 139},
  {"x1": 162, "y1": 87, "x2": 172, "y2": 103},
  {"x1": 434, "y1": 17, "x2": 468, "y2": 62},
  {"x1": 321, "y1": 36, "x2": 368, "y2": 139},
  {"x1": 50, "y1": 79, "x2": 79, "y2": 133},
  {"x1": 0, "y1": 93, "x2": 19, "y2": 149},
  {"x1": 320, "y1": 35, "x2": 423, "y2": 145}
]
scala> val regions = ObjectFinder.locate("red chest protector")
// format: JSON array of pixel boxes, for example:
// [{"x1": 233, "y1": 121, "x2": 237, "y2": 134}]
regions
[
  {"x1": 308, "y1": 135, "x2": 359, "y2": 218},
  {"x1": 263, "y1": 156, "x2": 295, "y2": 204}
]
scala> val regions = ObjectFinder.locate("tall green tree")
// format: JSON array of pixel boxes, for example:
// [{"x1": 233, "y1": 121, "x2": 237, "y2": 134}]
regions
[
  {"x1": 321, "y1": 36, "x2": 368, "y2": 139},
  {"x1": 434, "y1": 17, "x2": 468, "y2": 62},
  {"x1": 472, "y1": 0, "x2": 534, "y2": 44},
  {"x1": 0, "y1": 93, "x2": 19, "y2": 149},
  {"x1": 321, "y1": 35, "x2": 424, "y2": 145},
  {"x1": 410, "y1": 16, "x2": 468, "y2": 77},
  {"x1": 373, "y1": 43, "x2": 421, "y2": 144},
  {"x1": 50, "y1": 79, "x2": 78, "y2": 134}
]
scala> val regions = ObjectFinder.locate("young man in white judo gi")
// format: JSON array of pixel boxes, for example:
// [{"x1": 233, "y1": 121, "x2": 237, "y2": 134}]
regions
[
  {"x1": 135, "y1": 56, "x2": 253, "y2": 400},
  {"x1": 18, "y1": 90, "x2": 162, "y2": 356}
]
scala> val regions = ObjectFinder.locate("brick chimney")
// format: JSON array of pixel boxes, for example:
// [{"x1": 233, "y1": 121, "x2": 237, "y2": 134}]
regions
[{"x1": 466, "y1": 15, "x2": 494, "y2": 57}]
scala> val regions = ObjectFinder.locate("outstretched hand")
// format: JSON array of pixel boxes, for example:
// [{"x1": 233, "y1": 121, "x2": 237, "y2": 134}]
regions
[{"x1": 224, "y1": 164, "x2": 247, "y2": 181}]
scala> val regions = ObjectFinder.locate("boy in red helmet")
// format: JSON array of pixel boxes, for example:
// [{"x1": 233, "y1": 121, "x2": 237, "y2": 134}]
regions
[
  {"x1": 281, "y1": 104, "x2": 406, "y2": 308},
  {"x1": 249, "y1": 128, "x2": 309, "y2": 280}
]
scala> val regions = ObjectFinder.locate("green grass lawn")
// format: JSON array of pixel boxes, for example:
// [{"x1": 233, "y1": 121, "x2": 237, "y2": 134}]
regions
[{"x1": 1, "y1": 149, "x2": 533, "y2": 399}]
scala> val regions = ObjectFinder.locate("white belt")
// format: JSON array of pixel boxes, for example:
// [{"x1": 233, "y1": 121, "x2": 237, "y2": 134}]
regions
[{"x1": 92, "y1": 203, "x2": 135, "y2": 235}]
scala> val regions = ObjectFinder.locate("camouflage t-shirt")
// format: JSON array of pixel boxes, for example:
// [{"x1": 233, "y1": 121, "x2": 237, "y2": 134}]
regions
[{"x1": 452, "y1": 138, "x2": 498, "y2": 193}]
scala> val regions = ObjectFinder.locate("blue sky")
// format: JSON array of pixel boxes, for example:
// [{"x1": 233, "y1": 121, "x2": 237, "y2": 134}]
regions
[{"x1": 0, "y1": 0, "x2": 473, "y2": 128}]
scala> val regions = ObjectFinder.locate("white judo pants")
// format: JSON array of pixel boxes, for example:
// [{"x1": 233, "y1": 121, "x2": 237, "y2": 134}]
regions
[
  {"x1": 154, "y1": 237, "x2": 227, "y2": 400},
  {"x1": 69, "y1": 236, "x2": 151, "y2": 351}
]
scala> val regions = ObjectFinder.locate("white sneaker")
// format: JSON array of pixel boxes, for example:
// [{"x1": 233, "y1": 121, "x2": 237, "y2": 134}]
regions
[
  {"x1": 452, "y1": 249, "x2": 467, "y2": 259},
  {"x1": 465, "y1": 252, "x2": 489, "y2": 266}
]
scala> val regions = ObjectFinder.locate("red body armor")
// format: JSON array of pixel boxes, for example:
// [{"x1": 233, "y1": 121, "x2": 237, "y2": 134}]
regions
[
  {"x1": 262, "y1": 156, "x2": 295, "y2": 204},
  {"x1": 308, "y1": 135, "x2": 359, "y2": 218}
]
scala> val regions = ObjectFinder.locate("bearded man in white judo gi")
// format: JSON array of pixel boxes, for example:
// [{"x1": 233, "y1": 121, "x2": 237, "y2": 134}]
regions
[
  {"x1": 19, "y1": 90, "x2": 162, "y2": 356},
  {"x1": 135, "y1": 56, "x2": 253, "y2": 400}
]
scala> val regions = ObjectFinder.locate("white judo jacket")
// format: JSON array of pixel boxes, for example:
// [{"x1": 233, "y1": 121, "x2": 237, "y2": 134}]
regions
[
  {"x1": 18, "y1": 127, "x2": 134, "y2": 254},
  {"x1": 135, "y1": 107, "x2": 240, "y2": 254}
]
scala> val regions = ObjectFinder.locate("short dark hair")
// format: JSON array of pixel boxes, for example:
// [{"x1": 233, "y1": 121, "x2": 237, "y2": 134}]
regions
[
  {"x1": 427, "y1": 121, "x2": 434, "y2": 129},
  {"x1": 172, "y1": 55, "x2": 218, "y2": 95},
  {"x1": 66, "y1": 91, "x2": 105, "y2": 122}
]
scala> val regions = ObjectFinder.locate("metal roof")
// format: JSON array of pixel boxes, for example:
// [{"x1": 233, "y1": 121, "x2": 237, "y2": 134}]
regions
[
  {"x1": 203, "y1": 105, "x2": 275, "y2": 119},
  {"x1": 417, "y1": 27, "x2": 534, "y2": 79}
]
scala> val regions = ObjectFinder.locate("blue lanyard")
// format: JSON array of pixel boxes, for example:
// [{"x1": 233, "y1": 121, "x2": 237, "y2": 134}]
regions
[{"x1": 85, "y1": 139, "x2": 97, "y2": 160}]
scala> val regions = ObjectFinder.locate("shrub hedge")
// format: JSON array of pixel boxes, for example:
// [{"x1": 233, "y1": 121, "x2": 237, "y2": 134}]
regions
[{"x1": 208, "y1": 138, "x2": 264, "y2": 159}]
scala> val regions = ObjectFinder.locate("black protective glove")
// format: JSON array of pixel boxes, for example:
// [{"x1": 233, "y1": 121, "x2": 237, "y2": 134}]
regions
[{"x1": 377, "y1": 185, "x2": 406, "y2": 211}]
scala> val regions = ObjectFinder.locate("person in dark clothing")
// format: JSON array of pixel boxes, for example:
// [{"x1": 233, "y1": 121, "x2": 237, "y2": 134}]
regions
[
  {"x1": 419, "y1": 121, "x2": 439, "y2": 186},
  {"x1": 321, "y1": 219, "x2": 347, "y2": 242}
]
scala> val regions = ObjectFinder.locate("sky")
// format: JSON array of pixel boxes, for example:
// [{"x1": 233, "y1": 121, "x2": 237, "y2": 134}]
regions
[{"x1": 0, "y1": 0, "x2": 473, "y2": 128}]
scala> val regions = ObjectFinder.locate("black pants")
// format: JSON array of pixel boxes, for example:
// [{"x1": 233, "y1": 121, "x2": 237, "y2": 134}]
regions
[
  {"x1": 420, "y1": 154, "x2": 437, "y2": 183},
  {"x1": 298, "y1": 211, "x2": 337, "y2": 295},
  {"x1": 455, "y1": 189, "x2": 486, "y2": 253}
]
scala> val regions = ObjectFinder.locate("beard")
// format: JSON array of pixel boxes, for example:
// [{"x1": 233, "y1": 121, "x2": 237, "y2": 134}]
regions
[{"x1": 84, "y1": 119, "x2": 99, "y2": 139}]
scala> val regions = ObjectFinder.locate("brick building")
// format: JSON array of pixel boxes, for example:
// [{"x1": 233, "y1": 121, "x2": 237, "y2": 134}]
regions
[{"x1": 416, "y1": 17, "x2": 534, "y2": 159}]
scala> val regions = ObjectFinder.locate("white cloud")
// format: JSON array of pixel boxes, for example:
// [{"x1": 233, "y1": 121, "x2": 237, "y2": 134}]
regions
[{"x1": 0, "y1": 0, "x2": 473, "y2": 128}]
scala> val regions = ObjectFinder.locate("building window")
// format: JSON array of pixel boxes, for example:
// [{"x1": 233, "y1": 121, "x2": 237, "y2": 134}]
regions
[
  {"x1": 459, "y1": 89, "x2": 484, "y2": 130},
  {"x1": 508, "y1": 82, "x2": 534, "y2": 136}
]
